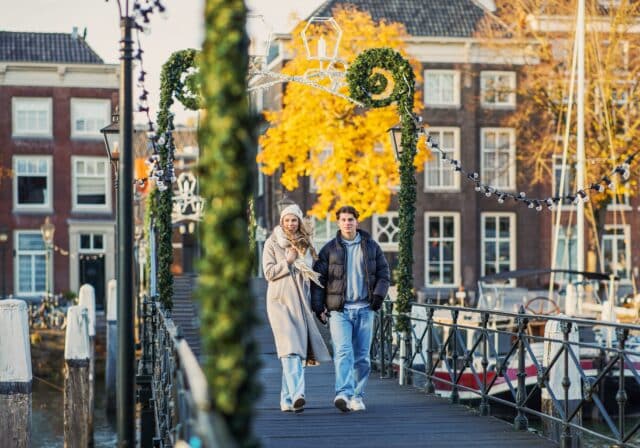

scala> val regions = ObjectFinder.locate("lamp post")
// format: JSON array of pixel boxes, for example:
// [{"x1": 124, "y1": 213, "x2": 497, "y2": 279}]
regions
[
  {"x1": 100, "y1": 6, "x2": 135, "y2": 445},
  {"x1": 388, "y1": 123, "x2": 403, "y2": 160},
  {"x1": 40, "y1": 217, "x2": 55, "y2": 298},
  {"x1": 0, "y1": 228, "x2": 8, "y2": 299}
]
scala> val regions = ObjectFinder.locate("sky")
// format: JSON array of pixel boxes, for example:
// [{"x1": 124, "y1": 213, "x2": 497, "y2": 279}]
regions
[{"x1": 0, "y1": 0, "x2": 323, "y2": 125}]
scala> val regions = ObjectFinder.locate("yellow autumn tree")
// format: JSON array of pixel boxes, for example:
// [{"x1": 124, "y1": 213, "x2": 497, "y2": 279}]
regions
[{"x1": 257, "y1": 6, "x2": 427, "y2": 219}]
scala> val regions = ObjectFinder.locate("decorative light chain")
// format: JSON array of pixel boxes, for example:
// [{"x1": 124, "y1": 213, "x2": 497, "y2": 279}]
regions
[{"x1": 406, "y1": 112, "x2": 637, "y2": 211}]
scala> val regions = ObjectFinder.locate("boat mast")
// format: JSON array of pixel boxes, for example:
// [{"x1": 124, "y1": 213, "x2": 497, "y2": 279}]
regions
[{"x1": 576, "y1": 0, "x2": 586, "y2": 273}]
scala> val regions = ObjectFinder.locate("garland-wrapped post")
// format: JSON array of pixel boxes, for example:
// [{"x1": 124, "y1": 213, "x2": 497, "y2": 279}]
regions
[
  {"x1": 198, "y1": 0, "x2": 260, "y2": 446},
  {"x1": 153, "y1": 48, "x2": 200, "y2": 309},
  {"x1": 347, "y1": 48, "x2": 416, "y2": 332}
]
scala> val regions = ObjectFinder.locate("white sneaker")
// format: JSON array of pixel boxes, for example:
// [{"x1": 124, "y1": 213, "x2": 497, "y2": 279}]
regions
[
  {"x1": 333, "y1": 394, "x2": 350, "y2": 412},
  {"x1": 349, "y1": 396, "x2": 366, "y2": 411}
]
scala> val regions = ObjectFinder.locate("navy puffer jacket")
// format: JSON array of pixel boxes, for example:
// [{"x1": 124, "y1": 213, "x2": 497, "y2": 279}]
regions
[{"x1": 311, "y1": 229, "x2": 390, "y2": 313}]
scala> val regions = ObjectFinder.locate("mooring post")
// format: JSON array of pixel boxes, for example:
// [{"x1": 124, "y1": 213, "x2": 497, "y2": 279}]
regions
[
  {"x1": 542, "y1": 316, "x2": 581, "y2": 447},
  {"x1": 105, "y1": 279, "x2": 117, "y2": 415},
  {"x1": 78, "y1": 283, "x2": 96, "y2": 445},
  {"x1": 64, "y1": 306, "x2": 91, "y2": 447},
  {"x1": 0, "y1": 299, "x2": 32, "y2": 448}
]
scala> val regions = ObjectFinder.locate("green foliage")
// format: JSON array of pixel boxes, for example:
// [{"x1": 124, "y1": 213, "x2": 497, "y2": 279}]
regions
[
  {"x1": 347, "y1": 48, "x2": 416, "y2": 331},
  {"x1": 152, "y1": 48, "x2": 200, "y2": 309},
  {"x1": 197, "y1": 0, "x2": 261, "y2": 446}
]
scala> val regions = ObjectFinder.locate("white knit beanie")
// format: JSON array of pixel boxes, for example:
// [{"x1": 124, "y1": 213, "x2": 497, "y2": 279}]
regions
[{"x1": 280, "y1": 204, "x2": 304, "y2": 225}]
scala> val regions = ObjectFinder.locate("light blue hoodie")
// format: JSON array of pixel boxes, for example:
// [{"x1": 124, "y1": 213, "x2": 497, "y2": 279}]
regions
[{"x1": 343, "y1": 232, "x2": 369, "y2": 309}]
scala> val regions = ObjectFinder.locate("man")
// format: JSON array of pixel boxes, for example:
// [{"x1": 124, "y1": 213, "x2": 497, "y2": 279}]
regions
[{"x1": 312, "y1": 205, "x2": 390, "y2": 412}]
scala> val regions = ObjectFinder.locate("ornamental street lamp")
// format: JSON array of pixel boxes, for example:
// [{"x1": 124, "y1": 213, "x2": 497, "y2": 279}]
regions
[
  {"x1": 276, "y1": 194, "x2": 296, "y2": 216},
  {"x1": 0, "y1": 227, "x2": 8, "y2": 300},
  {"x1": 388, "y1": 123, "x2": 403, "y2": 160},
  {"x1": 103, "y1": 3, "x2": 136, "y2": 444},
  {"x1": 101, "y1": 109, "x2": 121, "y2": 189},
  {"x1": 40, "y1": 217, "x2": 55, "y2": 298}
]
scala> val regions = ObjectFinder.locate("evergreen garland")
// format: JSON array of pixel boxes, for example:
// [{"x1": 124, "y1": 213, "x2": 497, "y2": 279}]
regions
[
  {"x1": 347, "y1": 48, "x2": 416, "y2": 331},
  {"x1": 153, "y1": 48, "x2": 200, "y2": 309},
  {"x1": 197, "y1": 0, "x2": 260, "y2": 446}
]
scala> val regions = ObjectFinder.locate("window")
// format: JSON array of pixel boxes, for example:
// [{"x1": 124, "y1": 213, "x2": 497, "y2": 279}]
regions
[
  {"x1": 72, "y1": 157, "x2": 110, "y2": 211},
  {"x1": 602, "y1": 225, "x2": 630, "y2": 281},
  {"x1": 425, "y1": 213, "x2": 460, "y2": 287},
  {"x1": 15, "y1": 232, "x2": 46, "y2": 296},
  {"x1": 424, "y1": 128, "x2": 460, "y2": 191},
  {"x1": 312, "y1": 215, "x2": 338, "y2": 250},
  {"x1": 553, "y1": 155, "x2": 576, "y2": 206},
  {"x1": 310, "y1": 147, "x2": 332, "y2": 192},
  {"x1": 13, "y1": 156, "x2": 52, "y2": 211},
  {"x1": 424, "y1": 70, "x2": 460, "y2": 107},
  {"x1": 554, "y1": 226, "x2": 578, "y2": 284},
  {"x1": 481, "y1": 71, "x2": 516, "y2": 108},
  {"x1": 71, "y1": 99, "x2": 110, "y2": 139},
  {"x1": 481, "y1": 213, "x2": 516, "y2": 281},
  {"x1": 481, "y1": 128, "x2": 516, "y2": 190},
  {"x1": 80, "y1": 233, "x2": 104, "y2": 251},
  {"x1": 373, "y1": 212, "x2": 399, "y2": 251},
  {"x1": 12, "y1": 97, "x2": 52, "y2": 138}
]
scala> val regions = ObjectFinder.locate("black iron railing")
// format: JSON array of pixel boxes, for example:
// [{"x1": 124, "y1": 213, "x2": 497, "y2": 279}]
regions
[
  {"x1": 372, "y1": 300, "x2": 640, "y2": 448},
  {"x1": 137, "y1": 295, "x2": 234, "y2": 448}
]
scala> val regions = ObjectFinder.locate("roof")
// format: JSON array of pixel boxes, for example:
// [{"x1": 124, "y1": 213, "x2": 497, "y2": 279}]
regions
[
  {"x1": 309, "y1": 0, "x2": 487, "y2": 38},
  {"x1": 0, "y1": 31, "x2": 104, "y2": 64}
]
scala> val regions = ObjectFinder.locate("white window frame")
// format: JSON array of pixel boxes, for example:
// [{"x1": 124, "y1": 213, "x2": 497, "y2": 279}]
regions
[
  {"x1": 424, "y1": 212, "x2": 460, "y2": 287},
  {"x1": 12, "y1": 97, "x2": 53, "y2": 138},
  {"x1": 312, "y1": 214, "x2": 338, "y2": 251},
  {"x1": 15, "y1": 231, "x2": 47, "y2": 297},
  {"x1": 70, "y1": 98, "x2": 111, "y2": 139},
  {"x1": 481, "y1": 213, "x2": 516, "y2": 286},
  {"x1": 423, "y1": 70, "x2": 460, "y2": 108},
  {"x1": 72, "y1": 156, "x2": 111, "y2": 212},
  {"x1": 373, "y1": 212, "x2": 400, "y2": 251},
  {"x1": 480, "y1": 71, "x2": 516, "y2": 109},
  {"x1": 552, "y1": 155, "x2": 576, "y2": 209},
  {"x1": 602, "y1": 224, "x2": 631, "y2": 282},
  {"x1": 13, "y1": 155, "x2": 53, "y2": 212},
  {"x1": 424, "y1": 127, "x2": 461, "y2": 192},
  {"x1": 310, "y1": 146, "x2": 332, "y2": 192},
  {"x1": 481, "y1": 128, "x2": 516, "y2": 191}
]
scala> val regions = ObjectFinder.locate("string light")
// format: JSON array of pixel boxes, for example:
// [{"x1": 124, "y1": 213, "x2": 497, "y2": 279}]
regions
[{"x1": 401, "y1": 111, "x2": 639, "y2": 212}]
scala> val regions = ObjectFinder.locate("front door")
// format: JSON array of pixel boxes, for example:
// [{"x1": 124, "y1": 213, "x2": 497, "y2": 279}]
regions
[{"x1": 80, "y1": 256, "x2": 105, "y2": 310}]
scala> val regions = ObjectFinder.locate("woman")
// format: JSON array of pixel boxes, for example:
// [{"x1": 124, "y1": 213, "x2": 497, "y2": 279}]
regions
[{"x1": 263, "y1": 203, "x2": 331, "y2": 413}]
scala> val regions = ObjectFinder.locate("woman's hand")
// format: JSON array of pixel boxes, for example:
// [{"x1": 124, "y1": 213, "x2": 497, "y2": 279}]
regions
[{"x1": 285, "y1": 248, "x2": 298, "y2": 264}]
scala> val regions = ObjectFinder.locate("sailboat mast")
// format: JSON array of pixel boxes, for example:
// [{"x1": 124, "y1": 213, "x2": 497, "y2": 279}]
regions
[{"x1": 576, "y1": 0, "x2": 586, "y2": 273}]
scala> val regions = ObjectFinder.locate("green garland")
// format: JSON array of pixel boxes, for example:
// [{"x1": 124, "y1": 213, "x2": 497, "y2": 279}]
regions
[
  {"x1": 347, "y1": 48, "x2": 416, "y2": 331},
  {"x1": 198, "y1": 0, "x2": 260, "y2": 446},
  {"x1": 152, "y1": 48, "x2": 200, "y2": 309}
]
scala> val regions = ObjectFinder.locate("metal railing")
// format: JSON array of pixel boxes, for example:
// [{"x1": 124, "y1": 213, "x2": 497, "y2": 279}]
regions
[
  {"x1": 137, "y1": 295, "x2": 234, "y2": 448},
  {"x1": 372, "y1": 300, "x2": 640, "y2": 448}
]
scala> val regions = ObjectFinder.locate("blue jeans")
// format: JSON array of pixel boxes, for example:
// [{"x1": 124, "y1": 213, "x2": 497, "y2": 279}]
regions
[
  {"x1": 329, "y1": 307, "x2": 374, "y2": 398},
  {"x1": 280, "y1": 355, "x2": 305, "y2": 407}
]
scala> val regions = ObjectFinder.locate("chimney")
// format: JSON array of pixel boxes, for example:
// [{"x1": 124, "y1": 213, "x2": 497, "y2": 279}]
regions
[{"x1": 71, "y1": 26, "x2": 78, "y2": 39}]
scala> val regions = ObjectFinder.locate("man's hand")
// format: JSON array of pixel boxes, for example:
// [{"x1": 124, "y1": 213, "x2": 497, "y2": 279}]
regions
[
  {"x1": 315, "y1": 310, "x2": 328, "y2": 325},
  {"x1": 370, "y1": 295, "x2": 384, "y2": 312}
]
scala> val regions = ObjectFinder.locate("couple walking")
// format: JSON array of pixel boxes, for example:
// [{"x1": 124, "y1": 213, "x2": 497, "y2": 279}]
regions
[{"x1": 262, "y1": 204, "x2": 390, "y2": 413}]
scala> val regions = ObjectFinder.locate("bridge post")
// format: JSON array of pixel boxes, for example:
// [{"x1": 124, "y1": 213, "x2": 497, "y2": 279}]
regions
[
  {"x1": 106, "y1": 279, "x2": 117, "y2": 415},
  {"x1": 399, "y1": 330, "x2": 407, "y2": 386},
  {"x1": 479, "y1": 312, "x2": 490, "y2": 416},
  {"x1": 449, "y1": 309, "x2": 459, "y2": 404},
  {"x1": 615, "y1": 327, "x2": 629, "y2": 447},
  {"x1": 64, "y1": 306, "x2": 91, "y2": 448},
  {"x1": 79, "y1": 283, "x2": 96, "y2": 446},
  {"x1": 379, "y1": 300, "x2": 387, "y2": 378},
  {"x1": 514, "y1": 306, "x2": 528, "y2": 431},
  {"x1": 0, "y1": 299, "x2": 32, "y2": 448},
  {"x1": 424, "y1": 304, "x2": 435, "y2": 394}
]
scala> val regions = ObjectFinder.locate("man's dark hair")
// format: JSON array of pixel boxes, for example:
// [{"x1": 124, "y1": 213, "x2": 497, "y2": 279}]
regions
[{"x1": 335, "y1": 205, "x2": 359, "y2": 220}]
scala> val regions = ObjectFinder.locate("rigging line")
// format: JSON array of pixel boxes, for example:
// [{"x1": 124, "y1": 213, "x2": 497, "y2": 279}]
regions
[{"x1": 33, "y1": 375, "x2": 64, "y2": 393}]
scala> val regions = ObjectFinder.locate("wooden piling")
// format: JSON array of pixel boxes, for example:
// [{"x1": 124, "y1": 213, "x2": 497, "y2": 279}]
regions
[
  {"x1": 64, "y1": 305, "x2": 91, "y2": 448},
  {"x1": 79, "y1": 283, "x2": 96, "y2": 445},
  {"x1": 542, "y1": 317, "x2": 582, "y2": 447},
  {"x1": 105, "y1": 279, "x2": 117, "y2": 414},
  {"x1": 0, "y1": 299, "x2": 32, "y2": 448}
]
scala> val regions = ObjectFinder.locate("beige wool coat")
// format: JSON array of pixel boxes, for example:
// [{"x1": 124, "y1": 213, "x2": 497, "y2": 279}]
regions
[{"x1": 262, "y1": 228, "x2": 331, "y2": 363}]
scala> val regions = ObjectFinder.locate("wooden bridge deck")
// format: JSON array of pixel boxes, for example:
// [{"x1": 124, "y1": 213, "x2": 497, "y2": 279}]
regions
[{"x1": 252, "y1": 280, "x2": 556, "y2": 448}]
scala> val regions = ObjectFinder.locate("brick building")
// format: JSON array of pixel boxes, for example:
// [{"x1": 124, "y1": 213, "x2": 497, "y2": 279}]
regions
[
  {"x1": 0, "y1": 30, "x2": 118, "y2": 308},
  {"x1": 254, "y1": 0, "x2": 640, "y2": 300}
]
